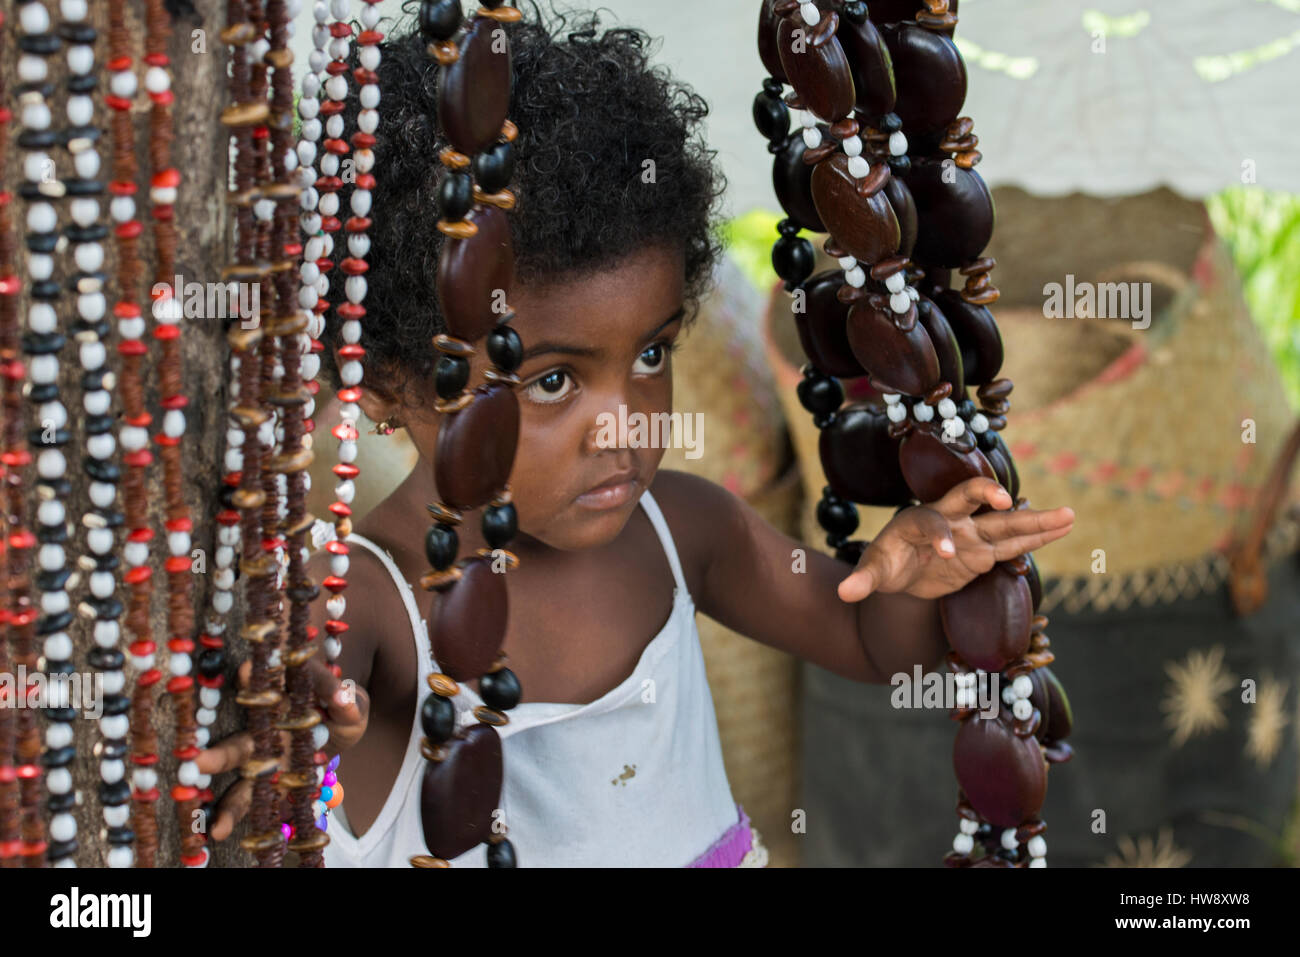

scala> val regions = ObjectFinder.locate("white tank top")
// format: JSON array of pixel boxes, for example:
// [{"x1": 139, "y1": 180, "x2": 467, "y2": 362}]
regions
[{"x1": 318, "y1": 489, "x2": 749, "y2": 867}]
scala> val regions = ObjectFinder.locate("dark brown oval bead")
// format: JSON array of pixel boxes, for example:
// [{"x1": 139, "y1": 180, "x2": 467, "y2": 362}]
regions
[
  {"x1": 777, "y1": 14, "x2": 856, "y2": 123},
  {"x1": 1023, "y1": 550, "x2": 1043, "y2": 611},
  {"x1": 757, "y1": 0, "x2": 788, "y2": 82},
  {"x1": 431, "y1": 556, "x2": 508, "y2": 681},
  {"x1": 939, "y1": 564, "x2": 1032, "y2": 673},
  {"x1": 772, "y1": 134, "x2": 826, "y2": 233},
  {"x1": 437, "y1": 204, "x2": 515, "y2": 344},
  {"x1": 930, "y1": 288, "x2": 1003, "y2": 384},
  {"x1": 883, "y1": 173, "x2": 917, "y2": 261},
  {"x1": 898, "y1": 420, "x2": 997, "y2": 502},
  {"x1": 953, "y1": 711, "x2": 1046, "y2": 828},
  {"x1": 811, "y1": 153, "x2": 900, "y2": 264},
  {"x1": 434, "y1": 384, "x2": 519, "y2": 511},
  {"x1": 881, "y1": 22, "x2": 966, "y2": 136},
  {"x1": 818, "y1": 403, "x2": 912, "y2": 505},
  {"x1": 846, "y1": 300, "x2": 939, "y2": 397},
  {"x1": 839, "y1": 14, "x2": 896, "y2": 117},
  {"x1": 1041, "y1": 667, "x2": 1073, "y2": 742},
  {"x1": 794, "y1": 270, "x2": 863, "y2": 378},
  {"x1": 903, "y1": 158, "x2": 994, "y2": 268},
  {"x1": 438, "y1": 16, "x2": 511, "y2": 156},
  {"x1": 419, "y1": 724, "x2": 503, "y2": 860},
  {"x1": 915, "y1": 294, "x2": 964, "y2": 396}
]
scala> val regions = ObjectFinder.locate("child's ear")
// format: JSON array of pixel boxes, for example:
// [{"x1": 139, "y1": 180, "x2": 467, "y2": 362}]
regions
[{"x1": 355, "y1": 386, "x2": 397, "y2": 427}]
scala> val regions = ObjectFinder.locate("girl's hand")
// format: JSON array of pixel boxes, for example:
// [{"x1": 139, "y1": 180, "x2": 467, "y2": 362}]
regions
[
  {"x1": 837, "y1": 477, "x2": 1075, "y2": 602},
  {"x1": 196, "y1": 655, "x2": 370, "y2": 843}
]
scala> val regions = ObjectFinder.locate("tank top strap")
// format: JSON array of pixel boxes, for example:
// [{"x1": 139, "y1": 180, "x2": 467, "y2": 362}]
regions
[
  {"x1": 638, "y1": 489, "x2": 688, "y2": 597},
  {"x1": 312, "y1": 519, "x2": 428, "y2": 663}
]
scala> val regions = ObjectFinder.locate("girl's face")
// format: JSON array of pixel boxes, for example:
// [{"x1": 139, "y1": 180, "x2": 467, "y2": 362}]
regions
[{"x1": 400, "y1": 243, "x2": 688, "y2": 552}]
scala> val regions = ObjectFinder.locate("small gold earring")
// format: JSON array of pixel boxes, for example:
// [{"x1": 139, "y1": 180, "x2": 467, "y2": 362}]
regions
[{"x1": 370, "y1": 416, "x2": 400, "y2": 435}]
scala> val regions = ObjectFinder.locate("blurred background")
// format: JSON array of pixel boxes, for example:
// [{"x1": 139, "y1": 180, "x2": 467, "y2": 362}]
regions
[{"x1": 302, "y1": 0, "x2": 1300, "y2": 866}]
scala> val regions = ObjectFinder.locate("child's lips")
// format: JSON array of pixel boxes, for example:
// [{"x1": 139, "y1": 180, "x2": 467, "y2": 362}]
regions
[{"x1": 574, "y1": 474, "x2": 640, "y2": 510}]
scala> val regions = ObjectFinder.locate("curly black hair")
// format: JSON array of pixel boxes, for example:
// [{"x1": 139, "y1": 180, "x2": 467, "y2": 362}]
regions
[{"x1": 320, "y1": 1, "x2": 727, "y2": 410}]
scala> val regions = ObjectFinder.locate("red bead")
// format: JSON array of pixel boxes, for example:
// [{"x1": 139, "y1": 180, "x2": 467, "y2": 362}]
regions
[
  {"x1": 337, "y1": 344, "x2": 365, "y2": 360},
  {"x1": 143, "y1": 52, "x2": 169, "y2": 67},
  {"x1": 350, "y1": 133, "x2": 376, "y2": 149},
  {"x1": 124, "y1": 450, "x2": 153, "y2": 467},
  {"x1": 165, "y1": 676, "x2": 193, "y2": 695},
  {"x1": 355, "y1": 174, "x2": 376, "y2": 190},
  {"x1": 329, "y1": 21, "x2": 354, "y2": 36},
  {"x1": 105, "y1": 95, "x2": 133, "y2": 112},
  {"x1": 168, "y1": 636, "x2": 195, "y2": 653},
  {"x1": 153, "y1": 324, "x2": 180, "y2": 340},
  {"x1": 147, "y1": 89, "x2": 175, "y2": 106},
  {"x1": 107, "y1": 55, "x2": 132, "y2": 71},
  {"x1": 324, "y1": 139, "x2": 349, "y2": 155},
  {"x1": 329, "y1": 502, "x2": 353, "y2": 519},
  {"x1": 109, "y1": 180, "x2": 138, "y2": 196},
  {"x1": 340, "y1": 258, "x2": 369, "y2": 276},
  {"x1": 336, "y1": 388, "x2": 361, "y2": 404},
  {"x1": 113, "y1": 301, "x2": 142, "y2": 317},
  {"x1": 324, "y1": 620, "x2": 350, "y2": 637},
  {"x1": 337, "y1": 303, "x2": 366, "y2": 320},
  {"x1": 137, "y1": 669, "x2": 163, "y2": 688},
  {"x1": 165, "y1": 555, "x2": 190, "y2": 573},
  {"x1": 170, "y1": 785, "x2": 199, "y2": 802},
  {"x1": 153, "y1": 168, "x2": 181, "y2": 189},
  {"x1": 252, "y1": 126, "x2": 269, "y2": 140},
  {"x1": 116, "y1": 220, "x2": 144, "y2": 239},
  {"x1": 319, "y1": 99, "x2": 345, "y2": 115},
  {"x1": 161, "y1": 393, "x2": 189, "y2": 409},
  {"x1": 333, "y1": 462, "x2": 360, "y2": 480},
  {"x1": 0, "y1": 276, "x2": 17, "y2": 297},
  {"x1": 128, "y1": 527, "x2": 155, "y2": 543},
  {"x1": 322, "y1": 575, "x2": 348, "y2": 592},
  {"x1": 315, "y1": 175, "x2": 343, "y2": 193},
  {"x1": 174, "y1": 744, "x2": 200, "y2": 761},
  {"x1": 124, "y1": 566, "x2": 152, "y2": 585},
  {"x1": 357, "y1": 30, "x2": 384, "y2": 45}
]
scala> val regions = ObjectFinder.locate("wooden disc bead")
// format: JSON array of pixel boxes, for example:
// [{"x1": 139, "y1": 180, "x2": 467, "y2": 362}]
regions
[{"x1": 428, "y1": 673, "x2": 460, "y2": 697}]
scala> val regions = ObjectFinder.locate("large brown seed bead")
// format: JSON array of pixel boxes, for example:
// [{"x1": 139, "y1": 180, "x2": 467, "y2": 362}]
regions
[
  {"x1": 839, "y1": 12, "x2": 896, "y2": 116},
  {"x1": 930, "y1": 288, "x2": 1003, "y2": 385},
  {"x1": 794, "y1": 270, "x2": 863, "y2": 378},
  {"x1": 880, "y1": 21, "x2": 967, "y2": 136},
  {"x1": 430, "y1": 556, "x2": 507, "y2": 682},
  {"x1": 818, "y1": 403, "x2": 913, "y2": 506},
  {"x1": 902, "y1": 157, "x2": 994, "y2": 269},
  {"x1": 434, "y1": 383, "x2": 519, "y2": 511},
  {"x1": 419, "y1": 724, "x2": 504, "y2": 860},
  {"x1": 777, "y1": 13, "x2": 856, "y2": 123},
  {"x1": 898, "y1": 420, "x2": 997, "y2": 503},
  {"x1": 437, "y1": 204, "x2": 515, "y2": 343},
  {"x1": 438, "y1": 16, "x2": 512, "y2": 156},
  {"x1": 953, "y1": 710, "x2": 1047, "y2": 829},
  {"x1": 939, "y1": 563, "x2": 1032, "y2": 673},
  {"x1": 811, "y1": 153, "x2": 900, "y2": 264},
  {"x1": 845, "y1": 300, "x2": 940, "y2": 398}
]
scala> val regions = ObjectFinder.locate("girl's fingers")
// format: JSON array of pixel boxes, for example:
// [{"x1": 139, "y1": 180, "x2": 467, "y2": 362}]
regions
[
  {"x1": 931, "y1": 477, "x2": 1012, "y2": 520},
  {"x1": 975, "y1": 505, "x2": 1075, "y2": 543},
  {"x1": 210, "y1": 778, "x2": 252, "y2": 843},
  {"x1": 196, "y1": 730, "x2": 256, "y2": 776},
  {"x1": 991, "y1": 522, "x2": 1075, "y2": 562},
  {"x1": 307, "y1": 655, "x2": 369, "y2": 748},
  {"x1": 901, "y1": 506, "x2": 957, "y2": 558}
]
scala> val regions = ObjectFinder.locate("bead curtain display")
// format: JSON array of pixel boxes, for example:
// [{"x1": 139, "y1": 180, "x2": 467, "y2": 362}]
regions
[
  {"x1": 754, "y1": 0, "x2": 1074, "y2": 867},
  {"x1": 409, "y1": 0, "x2": 526, "y2": 870}
]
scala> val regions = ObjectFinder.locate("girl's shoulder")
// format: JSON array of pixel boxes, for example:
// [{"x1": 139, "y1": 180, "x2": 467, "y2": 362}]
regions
[{"x1": 646, "y1": 469, "x2": 738, "y2": 601}]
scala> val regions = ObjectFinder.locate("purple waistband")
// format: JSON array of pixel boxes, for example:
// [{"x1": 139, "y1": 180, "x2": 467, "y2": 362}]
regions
[{"x1": 688, "y1": 804, "x2": 753, "y2": 868}]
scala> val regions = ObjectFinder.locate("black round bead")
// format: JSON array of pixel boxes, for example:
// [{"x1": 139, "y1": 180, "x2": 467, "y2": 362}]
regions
[
  {"x1": 835, "y1": 540, "x2": 867, "y2": 565},
  {"x1": 881, "y1": 113, "x2": 903, "y2": 133},
  {"x1": 438, "y1": 170, "x2": 474, "y2": 222},
  {"x1": 47, "y1": 791, "x2": 76, "y2": 813},
  {"x1": 817, "y1": 491, "x2": 859, "y2": 538},
  {"x1": 42, "y1": 745, "x2": 76, "y2": 769},
  {"x1": 957, "y1": 397, "x2": 976, "y2": 418},
  {"x1": 472, "y1": 140, "x2": 515, "y2": 194},
  {"x1": 434, "y1": 353, "x2": 470, "y2": 399},
  {"x1": 19, "y1": 34, "x2": 61, "y2": 56},
  {"x1": 419, "y1": 0, "x2": 463, "y2": 41},
  {"x1": 487, "y1": 837, "x2": 517, "y2": 868},
  {"x1": 842, "y1": 0, "x2": 869, "y2": 23},
  {"x1": 99, "y1": 738, "x2": 128, "y2": 761},
  {"x1": 762, "y1": 77, "x2": 783, "y2": 96},
  {"x1": 486, "y1": 325, "x2": 522, "y2": 373},
  {"x1": 772, "y1": 235, "x2": 815, "y2": 285},
  {"x1": 776, "y1": 217, "x2": 800, "y2": 238},
  {"x1": 796, "y1": 372, "x2": 843, "y2": 418},
  {"x1": 752, "y1": 90, "x2": 789, "y2": 142},
  {"x1": 480, "y1": 667, "x2": 521, "y2": 712},
  {"x1": 197, "y1": 646, "x2": 226, "y2": 679},
  {"x1": 47, "y1": 839, "x2": 78, "y2": 862},
  {"x1": 106, "y1": 826, "x2": 136, "y2": 846},
  {"x1": 99, "y1": 780, "x2": 131, "y2": 807},
  {"x1": 977, "y1": 429, "x2": 998, "y2": 452},
  {"x1": 482, "y1": 503, "x2": 517, "y2": 550},
  {"x1": 888, "y1": 154, "x2": 911, "y2": 176},
  {"x1": 420, "y1": 692, "x2": 456, "y2": 743},
  {"x1": 424, "y1": 522, "x2": 458, "y2": 570}
]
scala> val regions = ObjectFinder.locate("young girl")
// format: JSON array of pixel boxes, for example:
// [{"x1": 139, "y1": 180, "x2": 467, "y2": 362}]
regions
[{"x1": 197, "y1": 7, "x2": 1074, "y2": 867}]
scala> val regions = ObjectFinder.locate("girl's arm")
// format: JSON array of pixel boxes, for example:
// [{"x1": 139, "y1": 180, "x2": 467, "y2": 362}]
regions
[{"x1": 654, "y1": 469, "x2": 1071, "y2": 684}]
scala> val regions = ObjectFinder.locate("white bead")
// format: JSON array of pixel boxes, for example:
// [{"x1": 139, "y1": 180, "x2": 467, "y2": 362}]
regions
[
  {"x1": 200, "y1": 686, "x2": 222, "y2": 709},
  {"x1": 1002, "y1": 684, "x2": 1017, "y2": 706},
  {"x1": 152, "y1": 295, "x2": 181, "y2": 323},
  {"x1": 883, "y1": 393, "x2": 902, "y2": 405},
  {"x1": 327, "y1": 595, "x2": 346, "y2": 619},
  {"x1": 350, "y1": 189, "x2": 371, "y2": 217},
  {"x1": 317, "y1": 192, "x2": 339, "y2": 217},
  {"x1": 952, "y1": 833, "x2": 974, "y2": 854},
  {"x1": 800, "y1": 1, "x2": 820, "y2": 26},
  {"x1": 338, "y1": 440, "x2": 357, "y2": 463},
  {"x1": 1029, "y1": 857, "x2": 1047, "y2": 868},
  {"x1": 335, "y1": 479, "x2": 355, "y2": 503},
  {"x1": 124, "y1": 540, "x2": 149, "y2": 567},
  {"x1": 340, "y1": 360, "x2": 363, "y2": 386},
  {"x1": 329, "y1": 37, "x2": 350, "y2": 62},
  {"x1": 133, "y1": 768, "x2": 157, "y2": 791},
  {"x1": 330, "y1": 0, "x2": 350, "y2": 19},
  {"x1": 254, "y1": 197, "x2": 276, "y2": 221},
  {"x1": 906, "y1": 285, "x2": 919, "y2": 302},
  {"x1": 197, "y1": 707, "x2": 217, "y2": 725},
  {"x1": 24, "y1": 152, "x2": 51, "y2": 184},
  {"x1": 88, "y1": 527, "x2": 115, "y2": 557},
  {"x1": 79, "y1": 339, "x2": 106, "y2": 371},
  {"x1": 60, "y1": 0, "x2": 89, "y2": 21},
  {"x1": 18, "y1": 55, "x2": 47, "y2": 83},
  {"x1": 354, "y1": 149, "x2": 374, "y2": 173},
  {"x1": 360, "y1": 2, "x2": 379, "y2": 28},
  {"x1": 110, "y1": 69, "x2": 138, "y2": 98},
  {"x1": 163, "y1": 408, "x2": 186, "y2": 439},
  {"x1": 886, "y1": 401, "x2": 907, "y2": 423},
  {"x1": 168, "y1": 530, "x2": 190, "y2": 557},
  {"x1": 37, "y1": 449, "x2": 66, "y2": 480},
  {"x1": 27, "y1": 202, "x2": 57, "y2": 234},
  {"x1": 326, "y1": 73, "x2": 348, "y2": 101},
  {"x1": 297, "y1": 140, "x2": 318, "y2": 168},
  {"x1": 330, "y1": 553, "x2": 349, "y2": 577},
  {"x1": 77, "y1": 291, "x2": 106, "y2": 320},
  {"x1": 46, "y1": 723, "x2": 73, "y2": 751},
  {"x1": 110, "y1": 195, "x2": 135, "y2": 223},
  {"x1": 29, "y1": 253, "x2": 54, "y2": 281},
  {"x1": 144, "y1": 66, "x2": 170, "y2": 94},
  {"x1": 101, "y1": 671, "x2": 124, "y2": 695},
  {"x1": 937, "y1": 397, "x2": 957, "y2": 419},
  {"x1": 74, "y1": 240, "x2": 104, "y2": 272},
  {"x1": 73, "y1": 147, "x2": 100, "y2": 179},
  {"x1": 1012, "y1": 675, "x2": 1033, "y2": 699},
  {"x1": 970, "y1": 413, "x2": 989, "y2": 434},
  {"x1": 104, "y1": 804, "x2": 130, "y2": 828},
  {"x1": 345, "y1": 275, "x2": 367, "y2": 304},
  {"x1": 67, "y1": 44, "x2": 94, "y2": 76},
  {"x1": 312, "y1": 722, "x2": 330, "y2": 750},
  {"x1": 889, "y1": 291, "x2": 911, "y2": 314},
  {"x1": 885, "y1": 272, "x2": 907, "y2": 294},
  {"x1": 801, "y1": 127, "x2": 822, "y2": 150},
  {"x1": 359, "y1": 45, "x2": 380, "y2": 71},
  {"x1": 1012, "y1": 698, "x2": 1032, "y2": 720},
  {"x1": 360, "y1": 84, "x2": 380, "y2": 109},
  {"x1": 1027, "y1": 835, "x2": 1047, "y2": 857},
  {"x1": 959, "y1": 818, "x2": 979, "y2": 835},
  {"x1": 100, "y1": 759, "x2": 125, "y2": 784},
  {"x1": 108, "y1": 847, "x2": 134, "y2": 868},
  {"x1": 20, "y1": 2, "x2": 51, "y2": 34},
  {"x1": 841, "y1": 135, "x2": 863, "y2": 158},
  {"x1": 799, "y1": 110, "x2": 817, "y2": 130},
  {"x1": 22, "y1": 101, "x2": 51, "y2": 131},
  {"x1": 213, "y1": 590, "x2": 233, "y2": 615},
  {"x1": 249, "y1": 38, "x2": 269, "y2": 62},
  {"x1": 326, "y1": 114, "x2": 344, "y2": 138},
  {"x1": 89, "y1": 571, "x2": 114, "y2": 600},
  {"x1": 942, "y1": 416, "x2": 965, "y2": 440},
  {"x1": 178, "y1": 761, "x2": 199, "y2": 786},
  {"x1": 358, "y1": 108, "x2": 378, "y2": 134},
  {"x1": 169, "y1": 653, "x2": 191, "y2": 676},
  {"x1": 50, "y1": 813, "x2": 77, "y2": 843},
  {"x1": 889, "y1": 131, "x2": 908, "y2": 157},
  {"x1": 1001, "y1": 828, "x2": 1019, "y2": 850},
  {"x1": 847, "y1": 155, "x2": 870, "y2": 179},
  {"x1": 348, "y1": 233, "x2": 370, "y2": 257},
  {"x1": 99, "y1": 713, "x2": 129, "y2": 740}
]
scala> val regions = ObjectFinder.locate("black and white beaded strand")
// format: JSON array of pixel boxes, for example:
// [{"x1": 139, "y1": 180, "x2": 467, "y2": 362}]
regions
[
  {"x1": 60, "y1": 0, "x2": 131, "y2": 870},
  {"x1": 15, "y1": 0, "x2": 72, "y2": 868}
]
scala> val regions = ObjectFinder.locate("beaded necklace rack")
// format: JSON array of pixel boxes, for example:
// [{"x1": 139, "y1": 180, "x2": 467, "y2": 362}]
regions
[{"x1": 755, "y1": 0, "x2": 1073, "y2": 866}]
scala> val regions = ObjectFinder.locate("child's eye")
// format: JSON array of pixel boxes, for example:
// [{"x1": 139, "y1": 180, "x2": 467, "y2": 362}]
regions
[
  {"x1": 522, "y1": 369, "x2": 574, "y2": 404},
  {"x1": 634, "y1": 339, "x2": 677, "y2": 375}
]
